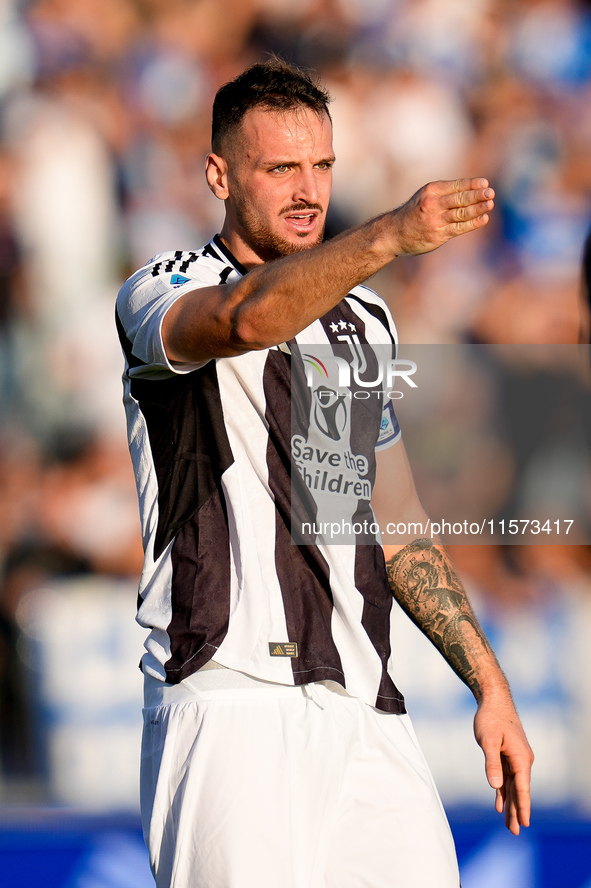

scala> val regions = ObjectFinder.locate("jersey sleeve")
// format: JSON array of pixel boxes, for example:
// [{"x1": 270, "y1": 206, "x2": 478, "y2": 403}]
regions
[
  {"x1": 376, "y1": 400, "x2": 402, "y2": 450},
  {"x1": 116, "y1": 258, "x2": 213, "y2": 378},
  {"x1": 377, "y1": 310, "x2": 401, "y2": 450}
]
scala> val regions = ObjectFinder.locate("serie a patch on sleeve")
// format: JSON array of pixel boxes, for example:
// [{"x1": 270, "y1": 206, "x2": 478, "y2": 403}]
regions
[
  {"x1": 170, "y1": 273, "x2": 191, "y2": 287},
  {"x1": 377, "y1": 400, "x2": 401, "y2": 447}
]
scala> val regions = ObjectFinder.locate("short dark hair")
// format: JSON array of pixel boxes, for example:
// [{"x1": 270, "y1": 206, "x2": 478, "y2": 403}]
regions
[{"x1": 211, "y1": 57, "x2": 332, "y2": 153}]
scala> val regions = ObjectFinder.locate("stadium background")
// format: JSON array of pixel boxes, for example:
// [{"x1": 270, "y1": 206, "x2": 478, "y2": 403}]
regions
[{"x1": 0, "y1": 0, "x2": 590, "y2": 885}]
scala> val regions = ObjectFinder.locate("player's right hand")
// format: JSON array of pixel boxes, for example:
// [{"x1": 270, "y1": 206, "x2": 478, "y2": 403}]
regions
[{"x1": 389, "y1": 178, "x2": 495, "y2": 257}]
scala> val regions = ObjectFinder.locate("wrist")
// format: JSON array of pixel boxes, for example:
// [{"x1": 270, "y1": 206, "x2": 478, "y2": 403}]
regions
[
  {"x1": 474, "y1": 667, "x2": 513, "y2": 706},
  {"x1": 366, "y1": 211, "x2": 402, "y2": 263}
]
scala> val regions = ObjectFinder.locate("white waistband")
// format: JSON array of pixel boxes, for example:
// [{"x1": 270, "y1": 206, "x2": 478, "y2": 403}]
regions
[{"x1": 143, "y1": 664, "x2": 351, "y2": 708}]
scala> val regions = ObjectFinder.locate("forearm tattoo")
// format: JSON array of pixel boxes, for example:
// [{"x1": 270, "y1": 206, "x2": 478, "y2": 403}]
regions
[{"x1": 386, "y1": 539, "x2": 493, "y2": 700}]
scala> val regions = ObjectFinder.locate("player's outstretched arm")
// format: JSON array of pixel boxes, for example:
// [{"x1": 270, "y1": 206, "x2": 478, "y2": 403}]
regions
[
  {"x1": 384, "y1": 539, "x2": 534, "y2": 835},
  {"x1": 163, "y1": 179, "x2": 494, "y2": 364}
]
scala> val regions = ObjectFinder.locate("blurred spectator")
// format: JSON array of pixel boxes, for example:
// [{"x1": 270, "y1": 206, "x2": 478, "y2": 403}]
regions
[
  {"x1": 504, "y1": 0, "x2": 591, "y2": 91},
  {"x1": 0, "y1": 540, "x2": 90, "y2": 783},
  {"x1": 38, "y1": 433, "x2": 144, "y2": 577}
]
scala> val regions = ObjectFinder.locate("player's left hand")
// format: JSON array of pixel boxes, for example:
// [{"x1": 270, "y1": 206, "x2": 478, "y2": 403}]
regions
[{"x1": 473, "y1": 692, "x2": 534, "y2": 835}]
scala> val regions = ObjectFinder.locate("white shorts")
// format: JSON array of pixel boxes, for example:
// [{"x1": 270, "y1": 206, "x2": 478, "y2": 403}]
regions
[{"x1": 141, "y1": 674, "x2": 460, "y2": 888}]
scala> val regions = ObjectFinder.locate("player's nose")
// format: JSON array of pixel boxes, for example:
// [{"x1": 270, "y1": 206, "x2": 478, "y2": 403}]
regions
[{"x1": 293, "y1": 166, "x2": 319, "y2": 204}]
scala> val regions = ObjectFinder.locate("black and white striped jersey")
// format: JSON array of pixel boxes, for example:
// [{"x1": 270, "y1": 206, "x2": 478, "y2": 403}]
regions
[{"x1": 116, "y1": 235, "x2": 406, "y2": 713}]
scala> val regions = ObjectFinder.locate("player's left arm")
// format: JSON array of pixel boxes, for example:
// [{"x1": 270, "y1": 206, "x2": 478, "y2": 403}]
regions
[
  {"x1": 373, "y1": 404, "x2": 534, "y2": 833},
  {"x1": 383, "y1": 538, "x2": 534, "y2": 834}
]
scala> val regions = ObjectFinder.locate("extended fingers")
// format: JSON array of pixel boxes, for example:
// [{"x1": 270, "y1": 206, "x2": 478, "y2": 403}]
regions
[
  {"x1": 429, "y1": 176, "x2": 489, "y2": 194},
  {"x1": 495, "y1": 787, "x2": 504, "y2": 815},
  {"x1": 504, "y1": 775, "x2": 527, "y2": 836},
  {"x1": 446, "y1": 200, "x2": 493, "y2": 228},
  {"x1": 429, "y1": 179, "x2": 495, "y2": 225},
  {"x1": 506, "y1": 792, "x2": 521, "y2": 836},
  {"x1": 443, "y1": 185, "x2": 494, "y2": 228},
  {"x1": 498, "y1": 756, "x2": 532, "y2": 835},
  {"x1": 394, "y1": 177, "x2": 494, "y2": 254},
  {"x1": 443, "y1": 184, "x2": 494, "y2": 209},
  {"x1": 512, "y1": 762, "x2": 532, "y2": 828},
  {"x1": 418, "y1": 179, "x2": 494, "y2": 235},
  {"x1": 428, "y1": 177, "x2": 492, "y2": 202},
  {"x1": 492, "y1": 769, "x2": 521, "y2": 836}
]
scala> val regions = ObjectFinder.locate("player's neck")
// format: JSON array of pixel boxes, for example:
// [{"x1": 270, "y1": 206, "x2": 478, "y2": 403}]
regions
[{"x1": 218, "y1": 223, "x2": 266, "y2": 271}]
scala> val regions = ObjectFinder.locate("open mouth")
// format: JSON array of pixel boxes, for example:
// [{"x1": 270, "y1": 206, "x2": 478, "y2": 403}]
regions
[{"x1": 284, "y1": 212, "x2": 318, "y2": 232}]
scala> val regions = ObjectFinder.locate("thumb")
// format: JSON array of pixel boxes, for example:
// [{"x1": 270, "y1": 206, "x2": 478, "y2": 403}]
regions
[{"x1": 484, "y1": 748, "x2": 504, "y2": 790}]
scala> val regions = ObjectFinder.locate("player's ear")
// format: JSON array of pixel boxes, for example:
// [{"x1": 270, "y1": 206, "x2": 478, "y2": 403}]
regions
[{"x1": 206, "y1": 153, "x2": 229, "y2": 200}]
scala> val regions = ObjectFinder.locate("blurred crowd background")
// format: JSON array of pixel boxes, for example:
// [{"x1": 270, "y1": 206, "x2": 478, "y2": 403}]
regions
[{"x1": 0, "y1": 0, "x2": 591, "y2": 838}]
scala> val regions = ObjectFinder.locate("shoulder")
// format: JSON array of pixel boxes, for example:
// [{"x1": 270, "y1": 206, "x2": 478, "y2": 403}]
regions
[
  {"x1": 117, "y1": 241, "x2": 235, "y2": 316},
  {"x1": 146, "y1": 241, "x2": 238, "y2": 286},
  {"x1": 116, "y1": 239, "x2": 240, "y2": 376}
]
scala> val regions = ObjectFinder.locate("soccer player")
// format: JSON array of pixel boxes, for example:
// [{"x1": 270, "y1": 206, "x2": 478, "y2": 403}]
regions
[{"x1": 116, "y1": 58, "x2": 533, "y2": 888}]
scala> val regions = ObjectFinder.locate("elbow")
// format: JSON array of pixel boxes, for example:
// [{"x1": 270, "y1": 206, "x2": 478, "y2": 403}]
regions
[
  {"x1": 222, "y1": 271, "x2": 288, "y2": 351},
  {"x1": 228, "y1": 302, "x2": 279, "y2": 352},
  {"x1": 230, "y1": 324, "x2": 270, "y2": 352}
]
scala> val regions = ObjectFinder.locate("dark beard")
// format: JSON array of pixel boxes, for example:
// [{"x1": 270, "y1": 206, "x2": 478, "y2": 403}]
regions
[{"x1": 233, "y1": 197, "x2": 325, "y2": 262}]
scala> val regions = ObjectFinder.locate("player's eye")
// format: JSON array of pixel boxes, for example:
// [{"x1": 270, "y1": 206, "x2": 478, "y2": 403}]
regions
[{"x1": 273, "y1": 165, "x2": 290, "y2": 173}]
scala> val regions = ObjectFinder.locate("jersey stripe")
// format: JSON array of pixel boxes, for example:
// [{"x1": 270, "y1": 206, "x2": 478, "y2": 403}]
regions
[
  {"x1": 347, "y1": 291, "x2": 397, "y2": 348},
  {"x1": 165, "y1": 492, "x2": 232, "y2": 680},
  {"x1": 129, "y1": 363, "x2": 234, "y2": 560},
  {"x1": 262, "y1": 347, "x2": 345, "y2": 686}
]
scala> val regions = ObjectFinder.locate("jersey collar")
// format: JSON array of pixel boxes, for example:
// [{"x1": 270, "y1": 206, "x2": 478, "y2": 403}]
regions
[{"x1": 213, "y1": 234, "x2": 248, "y2": 276}]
